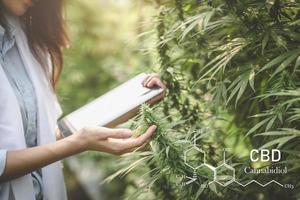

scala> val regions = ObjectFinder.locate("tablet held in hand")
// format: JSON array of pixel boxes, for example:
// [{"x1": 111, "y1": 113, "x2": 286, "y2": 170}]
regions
[{"x1": 58, "y1": 73, "x2": 165, "y2": 137}]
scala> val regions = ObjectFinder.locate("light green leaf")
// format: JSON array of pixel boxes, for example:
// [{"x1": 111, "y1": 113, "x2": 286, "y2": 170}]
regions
[
  {"x1": 270, "y1": 52, "x2": 299, "y2": 78},
  {"x1": 256, "y1": 131, "x2": 295, "y2": 137},
  {"x1": 294, "y1": 55, "x2": 300, "y2": 71},
  {"x1": 258, "y1": 49, "x2": 300, "y2": 73},
  {"x1": 261, "y1": 32, "x2": 269, "y2": 54},
  {"x1": 265, "y1": 116, "x2": 276, "y2": 131},
  {"x1": 165, "y1": 146, "x2": 170, "y2": 158},
  {"x1": 249, "y1": 69, "x2": 255, "y2": 91},
  {"x1": 245, "y1": 118, "x2": 270, "y2": 137},
  {"x1": 235, "y1": 75, "x2": 248, "y2": 107},
  {"x1": 259, "y1": 135, "x2": 297, "y2": 149},
  {"x1": 208, "y1": 182, "x2": 218, "y2": 194}
]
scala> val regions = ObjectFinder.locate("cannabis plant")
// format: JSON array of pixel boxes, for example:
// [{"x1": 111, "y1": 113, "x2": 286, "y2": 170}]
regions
[{"x1": 105, "y1": 0, "x2": 300, "y2": 200}]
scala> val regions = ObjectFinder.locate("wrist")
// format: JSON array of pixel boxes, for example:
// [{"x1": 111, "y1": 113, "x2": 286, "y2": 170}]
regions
[{"x1": 68, "y1": 131, "x2": 88, "y2": 153}]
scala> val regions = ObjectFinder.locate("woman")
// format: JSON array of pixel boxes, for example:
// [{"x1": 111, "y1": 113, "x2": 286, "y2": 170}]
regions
[{"x1": 0, "y1": 0, "x2": 166, "y2": 199}]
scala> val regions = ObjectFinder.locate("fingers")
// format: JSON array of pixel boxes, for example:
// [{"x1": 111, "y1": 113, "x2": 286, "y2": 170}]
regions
[
  {"x1": 108, "y1": 125, "x2": 157, "y2": 154},
  {"x1": 142, "y1": 74, "x2": 150, "y2": 86},
  {"x1": 147, "y1": 78, "x2": 166, "y2": 89},
  {"x1": 142, "y1": 73, "x2": 165, "y2": 89},
  {"x1": 88, "y1": 125, "x2": 157, "y2": 155},
  {"x1": 143, "y1": 74, "x2": 159, "y2": 87},
  {"x1": 142, "y1": 73, "x2": 159, "y2": 85},
  {"x1": 87, "y1": 126, "x2": 133, "y2": 139},
  {"x1": 123, "y1": 125, "x2": 157, "y2": 149},
  {"x1": 123, "y1": 139, "x2": 150, "y2": 154},
  {"x1": 103, "y1": 128, "x2": 133, "y2": 139}
]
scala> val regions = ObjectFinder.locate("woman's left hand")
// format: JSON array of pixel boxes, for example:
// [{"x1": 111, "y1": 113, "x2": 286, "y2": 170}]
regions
[{"x1": 142, "y1": 73, "x2": 166, "y2": 90}]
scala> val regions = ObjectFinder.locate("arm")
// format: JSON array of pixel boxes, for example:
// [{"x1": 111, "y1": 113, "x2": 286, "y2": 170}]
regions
[
  {"x1": 0, "y1": 125, "x2": 156, "y2": 183},
  {"x1": 0, "y1": 73, "x2": 165, "y2": 183}
]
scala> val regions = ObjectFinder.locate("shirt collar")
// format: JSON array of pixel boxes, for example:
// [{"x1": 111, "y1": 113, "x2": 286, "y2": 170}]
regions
[
  {"x1": 0, "y1": 9, "x2": 18, "y2": 41},
  {"x1": 0, "y1": 23, "x2": 16, "y2": 38},
  {"x1": 0, "y1": 22, "x2": 16, "y2": 61},
  {"x1": 0, "y1": 9, "x2": 19, "y2": 60}
]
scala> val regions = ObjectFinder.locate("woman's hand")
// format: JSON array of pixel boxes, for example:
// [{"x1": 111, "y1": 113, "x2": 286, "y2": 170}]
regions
[
  {"x1": 75, "y1": 73, "x2": 164, "y2": 155},
  {"x1": 0, "y1": 76, "x2": 162, "y2": 182},
  {"x1": 142, "y1": 73, "x2": 166, "y2": 90},
  {"x1": 76, "y1": 125, "x2": 157, "y2": 155},
  {"x1": 0, "y1": 125, "x2": 157, "y2": 182}
]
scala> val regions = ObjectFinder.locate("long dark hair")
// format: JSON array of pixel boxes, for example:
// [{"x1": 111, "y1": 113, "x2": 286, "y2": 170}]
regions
[{"x1": 1, "y1": 0, "x2": 69, "y2": 89}]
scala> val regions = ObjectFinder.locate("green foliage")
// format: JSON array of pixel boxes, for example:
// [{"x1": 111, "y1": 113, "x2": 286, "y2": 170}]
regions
[
  {"x1": 58, "y1": 1, "x2": 159, "y2": 199},
  {"x1": 58, "y1": 0, "x2": 300, "y2": 199},
  {"x1": 58, "y1": 0, "x2": 157, "y2": 113},
  {"x1": 107, "y1": 0, "x2": 300, "y2": 200}
]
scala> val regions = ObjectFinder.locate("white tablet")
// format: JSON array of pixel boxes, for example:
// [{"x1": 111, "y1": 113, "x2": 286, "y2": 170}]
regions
[{"x1": 58, "y1": 73, "x2": 164, "y2": 137}]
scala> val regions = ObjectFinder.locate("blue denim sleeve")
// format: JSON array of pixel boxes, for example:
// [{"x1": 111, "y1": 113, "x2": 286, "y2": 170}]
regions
[{"x1": 0, "y1": 149, "x2": 7, "y2": 176}]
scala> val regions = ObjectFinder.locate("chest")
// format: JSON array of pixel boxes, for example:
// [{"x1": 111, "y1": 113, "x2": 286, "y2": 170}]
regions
[{"x1": 1, "y1": 40, "x2": 38, "y2": 148}]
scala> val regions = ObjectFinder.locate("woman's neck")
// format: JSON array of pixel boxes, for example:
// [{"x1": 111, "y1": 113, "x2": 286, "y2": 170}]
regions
[{"x1": 1, "y1": 7, "x2": 20, "y2": 31}]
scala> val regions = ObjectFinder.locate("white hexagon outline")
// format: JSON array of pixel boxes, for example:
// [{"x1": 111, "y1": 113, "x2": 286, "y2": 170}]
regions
[
  {"x1": 182, "y1": 140, "x2": 287, "y2": 188},
  {"x1": 214, "y1": 163, "x2": 235, "y2": 186},
  {"x1": 197, "y1": 163, "x2": 216, "y2": 182},
  {"x1": 184, "y1": 146, "x2": 206, "y2": 170}
]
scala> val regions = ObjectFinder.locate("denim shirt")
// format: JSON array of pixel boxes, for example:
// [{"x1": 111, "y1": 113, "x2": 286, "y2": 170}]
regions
[{"x1": 0, "y1": 22, "x2": 43, "y2": 200}]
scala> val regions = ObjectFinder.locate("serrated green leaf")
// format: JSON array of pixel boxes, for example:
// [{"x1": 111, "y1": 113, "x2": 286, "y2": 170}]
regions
[
  {"x1": 265, "y1": 116, "x2": 276, "y2": 131},
  {"x1": 259, "y1": 135, "x2": 297, "y2": 149},
  {"x1": 245, "y1": 118, "x2": 270, "y2": 137},
  {"x1": 208, "y1": 182, "x2": 218, "y2": 194},
  {"x1": 294, "y1": 55, "x2": 300, "y2": 71},
  {"x1": 261, "y1": 32, "x2": 269, "y2": 54},
  {"x1": 235, "y1": 75, "x2": 248, "y2": 107},
  {"x1": 256, "y1": 130, "x2": 294, "y2": 137},
  {"x1": 249, "y1": 69, "x2": 255, "y2": 91},
  {"x1": 258, "y1": 49, "x2": 300, "y2": 73},
  {"x1": 270, "y1": 52, "x2": 299, "y2": 78}
]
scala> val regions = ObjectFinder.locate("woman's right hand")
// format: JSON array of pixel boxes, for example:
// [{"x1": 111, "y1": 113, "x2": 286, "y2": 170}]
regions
[
  {"x1": 76, "y1": 125, "x2": 157, "y2": 155},
  {"x1": 1, "y1": 125, "x2": 157, "y2": 182}
]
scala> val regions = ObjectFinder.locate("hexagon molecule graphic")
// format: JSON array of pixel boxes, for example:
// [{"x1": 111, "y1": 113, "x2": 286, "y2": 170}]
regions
[
  {"x1": 196, "y1": 163, "x2": 216, "y2": 182},
  {"x1": 215, "y1": 163, "x2": 235, "y2": 186},
  {"x1": 184, "y1": 146, "x2": 205, "y2": 170}
]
